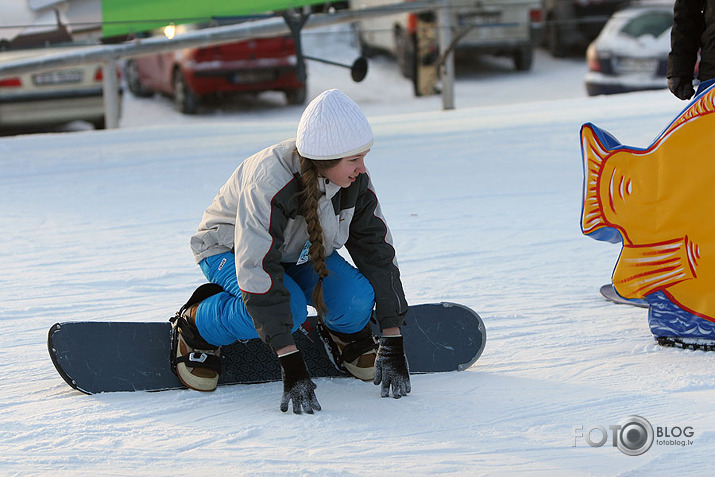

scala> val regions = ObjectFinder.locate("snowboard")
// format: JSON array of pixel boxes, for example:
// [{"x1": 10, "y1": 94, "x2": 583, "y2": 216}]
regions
[
  {"x1": 599, "y1": 284, "x2": 649, "y2": 308},
  {"x1": 48, "y1": 302, "x2": 486, "y2": 394},
  {"x1": 413, "y1": 11, "x2": 439, "y2": 97}
]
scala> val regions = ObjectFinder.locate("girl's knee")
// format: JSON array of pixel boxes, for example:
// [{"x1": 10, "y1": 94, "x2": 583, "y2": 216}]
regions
[{"x1": 324, "y1": 293, "x2": 374, "y2": 332}]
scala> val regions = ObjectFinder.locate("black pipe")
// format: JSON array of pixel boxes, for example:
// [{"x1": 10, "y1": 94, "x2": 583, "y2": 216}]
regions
[{"x1": 303, "y1": 55, "x2": 368, "y2": 82}]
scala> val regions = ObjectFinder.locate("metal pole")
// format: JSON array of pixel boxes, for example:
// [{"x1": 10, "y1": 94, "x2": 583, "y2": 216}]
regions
[
  {"x1": 102, "y1": 61, "x2": 120, "y2": 129},
  {"x1": 437, "y1": 0, "x2": 455, "y2": 110}
]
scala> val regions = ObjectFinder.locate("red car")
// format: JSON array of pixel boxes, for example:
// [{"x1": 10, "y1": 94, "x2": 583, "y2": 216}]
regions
[{"x1": 124, "y1": 33, "x2": 306, "y2": 114}]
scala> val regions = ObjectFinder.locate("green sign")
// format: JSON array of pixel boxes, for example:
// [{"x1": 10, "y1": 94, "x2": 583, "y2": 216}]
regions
[{"x1": 101, "y1": 0, "x2": 327, "y2": 37}]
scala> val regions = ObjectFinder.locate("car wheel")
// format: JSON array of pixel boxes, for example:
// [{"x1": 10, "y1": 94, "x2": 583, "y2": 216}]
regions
[
  {"x1": 285, "y1": 86, "x2": 307, "y2": 105},
  {"x1": 124, "y1": 60, "x2": 153, "y2": 98},
  {"x1": 513, "y1": 45, "x2": 534, "y2": 71},
  {"x1": 173, "y1": 69, "x2": 199, "y2": 114}
]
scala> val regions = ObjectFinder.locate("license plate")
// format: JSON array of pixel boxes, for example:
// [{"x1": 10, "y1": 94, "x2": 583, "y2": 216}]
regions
[
  {"x1": 33, "y1": 70, "x2": 83, "y2": 86},
  {"x1": 615, "y1": 57, "x2": 658, "y2": 74},
  {"x1": 457, "y1": 10, "x2": 503, "y2": 27},
  {"x1": 231, "y1": 70, "x2": 276, "y2": 84}
]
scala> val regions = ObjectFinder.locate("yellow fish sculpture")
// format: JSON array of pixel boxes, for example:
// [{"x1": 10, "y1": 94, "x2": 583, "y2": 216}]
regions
[{"x1": 581, "y1": 84, "x2": 715, "y2": 348}]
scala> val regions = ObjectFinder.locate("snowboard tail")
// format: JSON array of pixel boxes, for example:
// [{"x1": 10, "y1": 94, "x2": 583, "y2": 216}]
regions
[
  {"x1": 48, "y1": 302, "x2": 486, "y2": 394},
  {"x1": 599, "y1": 284, "x2": 649, "y2": 308}
]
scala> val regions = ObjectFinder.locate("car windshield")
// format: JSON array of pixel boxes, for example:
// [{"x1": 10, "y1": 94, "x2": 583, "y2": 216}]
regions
[{"x1": 620, "y1": 11, "x2": 673, "y2": 39}]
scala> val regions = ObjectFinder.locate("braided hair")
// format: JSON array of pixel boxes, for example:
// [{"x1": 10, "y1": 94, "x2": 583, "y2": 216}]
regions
[{"x1": 299, "y1": 154, "x2": 342, "y2": 317}]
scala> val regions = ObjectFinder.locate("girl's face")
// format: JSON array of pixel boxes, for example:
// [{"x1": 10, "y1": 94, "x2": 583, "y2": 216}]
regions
[{"x1": 320, "y1": 150, "x2": 369, "y2": 188}]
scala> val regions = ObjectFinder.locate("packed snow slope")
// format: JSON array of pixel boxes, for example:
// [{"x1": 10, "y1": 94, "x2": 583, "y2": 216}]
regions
[{"x1": 1, "y1": 26, "x2": 714, "y2": 477}]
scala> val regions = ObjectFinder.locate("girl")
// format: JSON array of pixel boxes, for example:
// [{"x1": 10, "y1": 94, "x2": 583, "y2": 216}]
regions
[{"x1": 172, "y1": 89, "x2": 410, "y2": 413}]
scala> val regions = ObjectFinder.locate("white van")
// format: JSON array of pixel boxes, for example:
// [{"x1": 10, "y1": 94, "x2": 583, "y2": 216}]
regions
[{"x1": 350, "y1": 0, "x2": 543, "y2": 77}]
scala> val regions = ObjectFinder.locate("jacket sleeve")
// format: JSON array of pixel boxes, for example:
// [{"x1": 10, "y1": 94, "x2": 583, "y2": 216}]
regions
[
  {"x1": 668, "y1": 0, "x2": 706, "y2": 78},
  {"x1": 234, "y1": 179, "x2": 298, "y2": 353},
  {"x1": 345, "y1": 173, "x2": 408, "y2": 330}
]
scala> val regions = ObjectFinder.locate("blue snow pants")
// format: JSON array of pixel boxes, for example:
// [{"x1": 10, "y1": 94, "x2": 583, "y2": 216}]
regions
[{"x1": 194, "y1": 250, "x2": 375, "y2": 347}]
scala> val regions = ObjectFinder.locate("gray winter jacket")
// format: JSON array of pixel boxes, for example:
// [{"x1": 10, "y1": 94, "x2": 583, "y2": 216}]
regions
[{"x1": 190, "y1": 138, "x2": 408, "y2": 352}]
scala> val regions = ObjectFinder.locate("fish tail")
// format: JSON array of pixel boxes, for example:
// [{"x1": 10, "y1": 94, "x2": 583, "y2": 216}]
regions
[{"x1": 580, "y1": 124, "x2": 610, "y2": 234}]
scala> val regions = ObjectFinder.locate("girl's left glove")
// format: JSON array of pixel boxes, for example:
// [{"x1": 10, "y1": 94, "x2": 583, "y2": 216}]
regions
[{"x1": 373, "y1": 336, "x2": 411, "y2": 398}]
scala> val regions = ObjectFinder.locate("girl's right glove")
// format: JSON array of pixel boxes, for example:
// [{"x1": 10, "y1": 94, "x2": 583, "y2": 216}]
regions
[
  {"x1": 373, "y1": 336, "x2": 411, "y2": 398},
  {"x1": 279, "y1": 351, "x2": 321, "y2": 414}
]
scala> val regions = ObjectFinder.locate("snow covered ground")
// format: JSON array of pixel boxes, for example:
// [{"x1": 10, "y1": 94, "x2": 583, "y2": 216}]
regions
[{"x1": 2, "y1": 25, "x2": 714, "y2": 476}]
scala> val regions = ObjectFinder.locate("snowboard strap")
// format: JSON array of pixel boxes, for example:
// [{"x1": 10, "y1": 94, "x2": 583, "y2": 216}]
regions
[
  {"x1": 315, "y1": 320, "x2": 377, "y2": 366},
  {"x1": 336, "y1": 332, "x2": 378, "y2": 364},
  {"x1": 173, "y1": 351, "x2": 222, "y2": 374}
]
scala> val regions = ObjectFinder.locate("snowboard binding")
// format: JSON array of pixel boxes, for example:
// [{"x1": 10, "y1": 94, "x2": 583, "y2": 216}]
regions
[
  {"x1": 315, "y1": 320, "x2": 378, "y2": 380},
  {"x1": 170, "y1": 283, "x2": 224, "y2": 391}
]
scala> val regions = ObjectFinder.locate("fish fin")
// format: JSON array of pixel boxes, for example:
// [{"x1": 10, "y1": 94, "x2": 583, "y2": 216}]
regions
[
  {"x1": 580, "y1": 124, "x2": 611, "y2": 234},
  {"x1": 660, "y1": 85, "x2": 715, "y2": 140},
  {"x1": 613, "y1": 237, "x2": 699, "y2": 299}
]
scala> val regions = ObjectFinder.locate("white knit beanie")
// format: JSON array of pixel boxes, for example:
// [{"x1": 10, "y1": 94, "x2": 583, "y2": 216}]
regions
[{"x1": 296, "y1": 89, "x2": 373, "y2": 160}]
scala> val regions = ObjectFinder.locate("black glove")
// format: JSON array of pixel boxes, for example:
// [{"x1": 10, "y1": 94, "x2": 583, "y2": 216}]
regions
[
  {"x1": 668, "y1": 76, "x2": 695, "y2": 100},
  {"x1": 373, "y1": 336, "x2": 411, "y2": 399},
  {"x1": 279, "y1": 351, "x2": 321, "y2": 414}
]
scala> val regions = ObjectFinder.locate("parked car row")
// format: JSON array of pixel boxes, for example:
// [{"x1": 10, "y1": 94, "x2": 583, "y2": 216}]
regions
[
  {"x1": 350, "y1": 0, "x2": 544, "y2": 76},
  {"x1": 1, "y1": 18, "x2": 305, "y2": 131},
  {"x1": 0, "y1": 2, "x2": 684, "y2": 132},
  {"x1": 348, "y1": 0, "x2": 680, "y2": 99}
]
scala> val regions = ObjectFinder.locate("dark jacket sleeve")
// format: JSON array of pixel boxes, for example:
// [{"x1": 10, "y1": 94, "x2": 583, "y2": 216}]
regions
[
  {"x1": 668, "y1": 0, "x2": 706, "y2": 79},
  {"x1": 345, "y1": 174, "x2": 408, "y2": 330}
]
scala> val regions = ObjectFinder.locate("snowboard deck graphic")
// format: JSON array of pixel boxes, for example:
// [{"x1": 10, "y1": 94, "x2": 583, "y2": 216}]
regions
[
  {"x1": 599, "y1": 284, "x2": 649, "y2": 308},
  {"x1": 48, "y1": 302, "x2": 486, "y2": 394}
]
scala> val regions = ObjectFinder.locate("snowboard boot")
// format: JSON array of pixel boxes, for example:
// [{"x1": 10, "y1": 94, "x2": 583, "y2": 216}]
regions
[
  {"x1": 327, "y1": 325, "x2": 378, "y2": 381},
  {"x1": 170, "y1": 284, "x2": 224, "y2": 392}
]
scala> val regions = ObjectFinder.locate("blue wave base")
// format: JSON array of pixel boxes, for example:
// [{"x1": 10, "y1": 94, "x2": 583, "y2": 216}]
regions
[{"x1": 646, "y1": 292, "x2": 715, "y2": 340}]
